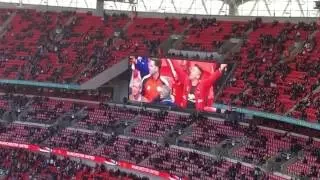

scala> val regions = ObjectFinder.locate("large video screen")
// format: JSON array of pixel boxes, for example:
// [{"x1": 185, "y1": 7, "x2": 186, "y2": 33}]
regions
[{"x1": 128, "y1": 56, "x2": 227, "y2": 112}]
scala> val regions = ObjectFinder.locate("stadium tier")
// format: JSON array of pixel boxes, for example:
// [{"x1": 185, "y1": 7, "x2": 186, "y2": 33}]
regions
[
  {"x1": 217, "y1": 21, "x2": 317, "y2": 115},
  {"x1": 0, "y1": 10, "x2": 188, "y2": 84},
  {"x1": 0, "y1": 95, "x2": 318, "y2": 179},
  {"x1": 0, "y1": 147, "x2": 149, "y2": 179},
  {"x1": 0, "y1": 9, "x2": 317, "y2": 121}
]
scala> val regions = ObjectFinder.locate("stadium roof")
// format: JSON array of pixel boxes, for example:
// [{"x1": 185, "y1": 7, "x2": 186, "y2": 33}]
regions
[{"x1": 0, "y1": 0, "x2": 318, "y2": 17}]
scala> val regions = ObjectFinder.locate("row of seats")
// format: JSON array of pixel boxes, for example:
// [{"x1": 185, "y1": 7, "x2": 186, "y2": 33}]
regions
[
  {"x1": 20, "y1": 96, "x2": 82, "y2": 124},
  {"x1": 0, "y1": 95, "x2": 310, "y2": 161},
  {"x1": 0, "y1": 10, "x2": 73, "y2": 81},
  {"x1": 0, "y1": 10, "x2": 191, "y2": 84},
  {"x1": 131, "y1": 111, "x2": 187, "y2": 139},
  {"x1": 0, "y1": 123, "x2": 55, "y2": 144},
  {"x1": 0, "y1": 95, "x2": 318, "y2": 179},
  {"x1": 75, "y1": 104, "x2": 138, "y2": 130},
  {"x1": 1, "y1": 96, "x2": 318, "y2": 172},
  {"x1": 0, "y1": 10, "x2": 130, "y2": 84},
  {"x1": 218, "y1": 20, "x2": 318, "y2": 117},
  {"x1": 0, "y1": 125, "x2": 287, "y2": 180},
  {"x1": 1, "y1": 10, "x2": 320, "y2": 125},
  {"x1": 43, "y1": 128, "x2": 110, "y2": 154},
  {"x1": 286, "y1": 139, "x2": 320, "y2": 179},
  {"x1": 0, "y1": 92, "x2": 318, "y2": 177},
  {"x1": 0, "y1": 10, "x2": 320, "y2": 126},
  {"x1": 178, "y1": 18, "x2": 247, "y2": 51},
  {"x1": 288, "y1": 33, "x2": 320, "y2": 122},
  {"x1": 95, "y1": 136, "x2": 160, "y2": 164},
  {"x1": 141, "y1": 146, "x2": 287, "y2": 180},
  {"x1": 180, "y1": 118, "x2": 244, "y2": 149},
  {"x1": 179, "y1": 116, "x2": 308, "y2": 167},
  {"x1": 0, "y1": 147, "x2": 147, "y2": 179}
]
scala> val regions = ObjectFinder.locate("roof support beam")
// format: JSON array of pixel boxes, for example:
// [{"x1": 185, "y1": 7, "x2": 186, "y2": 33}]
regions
[
  {"x1": 140, "y1": 0, "x2": 148, "y2": 11},
  {"x1": 157, "y1": 0, "x2": 165, "y2": 11},
  {"x1": 186, "y1": 0, "x2": 196, "y2": 14},
  {"x1": 171, "y1": 0, "x2": 178, "y2": 12},
  {"x1": 218, "y1": 1, "x2": 226, "y2": 15},
  {"x1": 201, "y1": 0, "x2": 209, "y2": 14},
  {"x1": 83, "y1": 0, "x2": 88, "y2": 8},
  {"x1": 282, "y1": 0, "x2": 291, "y2": 16},
  {"x1": 249, "y1": 0, "x2": 259, "y2": 16},
  {"x1": 295, "y1": 0, "x2": 305, "y2": 17},
  {"x1": 262, "y1": 0, "x2": 272, "y2": 16}
]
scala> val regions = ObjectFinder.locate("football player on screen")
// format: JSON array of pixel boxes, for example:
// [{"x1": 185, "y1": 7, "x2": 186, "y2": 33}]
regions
[
  {"x1": 141, "y1": 58, "x2": 170, "y2": 103},
  {"x1": 166, "y1": 58, "x2": 227, "y2": 111}
]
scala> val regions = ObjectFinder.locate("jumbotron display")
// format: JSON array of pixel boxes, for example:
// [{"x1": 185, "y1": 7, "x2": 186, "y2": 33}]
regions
[{"x1": 129, "y1": 56, "x2": 227, "y2": 112}]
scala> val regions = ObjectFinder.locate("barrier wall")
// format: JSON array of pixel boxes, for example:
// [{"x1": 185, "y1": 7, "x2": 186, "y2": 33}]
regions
[
  {"x1": 0, "y1": 79, "x2": 81, "y2": 89},
  {"x1": 214, "y1": 103, "x2": 320, "y2": 130}
]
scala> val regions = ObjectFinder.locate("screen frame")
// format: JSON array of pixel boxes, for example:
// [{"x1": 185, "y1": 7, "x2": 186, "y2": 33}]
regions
[{"x1": 127, "y1": 56, "x2": 233, "y2": 112}]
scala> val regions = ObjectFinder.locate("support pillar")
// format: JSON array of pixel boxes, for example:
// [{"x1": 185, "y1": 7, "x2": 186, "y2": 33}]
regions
[
  {"x1": 229, "y1": 2, "x2": 238, "y2": 16},
  {"x1": 96, "y1": 0, "x2": 104, "y2": 17}
]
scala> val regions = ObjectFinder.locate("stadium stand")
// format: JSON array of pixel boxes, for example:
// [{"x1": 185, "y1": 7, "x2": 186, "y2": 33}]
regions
[
  {"x1": 61, "y1": 13, "x2": 130, "y2": 83},
  {"x1": 0, "y1": 10, "x2": 317, "y2": 121},
  {"x1": 95, "y1": 136, "x2": 161, "y2": 164},
  {"x1": 0, "y1": 2, "x2": 320, "y2": 179},
  {"x1": 20, "y1": 97, "x2": 76, "y2": 124},
  {"x1": 217, "y1": 20, "x2": 318, "y2": 116},
  {"x1": 232, "y1": 127, "x2": 306, "y2": 165},
  {"x1": 43, "y1": 128, "x2": 111, "y2": 154},
  {"x1": 293, "y1": 91, "x2": 320, "y2": 123},
  {"x1": 177, "y1": 18, "x2": 248, "y2": 52},
  {"x1": 0, "y1": 95, "x2": 312, "y2": 179},
  {"x1": 0, "y1": 147, "x2": 149, "y2": 179},
  {"x1": 126, "y1": 17, "x2": 188, "y2": 54},
  {"x1": 0, "y1": 10, "x2": 193, "y2": 84},
  {"x1": 140, "y1": 146, "x2": 277, "y2": 180},
  {"x1": 0, "y1": 123, "x2": 54, "y2": 144},
  {"x1": 74, "y1": 103, "x2": 138, "y2": 130},
  {"x1": 0, "y1": 10, "x2": 73, "y2": 81},
  {"x1": 0, "y1": 9, "x2": 130, "y2": 84},
  {"x1": 179, "y1": 118, "x2": 245, "y2": 150},
  {"x1": 286, "y1": 140, "x2": 320, "y2": 179},
  {"x1": 130, "y1": 111, "x2": 194, "y2": 140}
]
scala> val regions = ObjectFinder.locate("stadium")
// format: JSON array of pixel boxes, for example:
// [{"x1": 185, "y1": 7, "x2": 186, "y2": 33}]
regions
[{"x1": 0, "y1": 0, "x2": 319, "y2": 179}]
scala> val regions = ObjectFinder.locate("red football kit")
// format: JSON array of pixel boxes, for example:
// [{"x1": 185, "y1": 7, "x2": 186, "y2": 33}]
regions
[
  {"x1": 141, "y1": 74, "x2": 169, "y2": 102},
  {"x1": 171, "y1": 61, "x2": 222, "y2": 111}
]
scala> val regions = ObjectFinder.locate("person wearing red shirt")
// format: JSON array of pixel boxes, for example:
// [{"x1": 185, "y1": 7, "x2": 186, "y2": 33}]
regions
[
  {"x1": 141, "y1": 58, "x2": 169, "y2": 102},
  {"x1": 166, "y1": 58, "x2": 227, "y2": 111},
  {"x1": 170, "y1": 60, "x2": 189, "y2": 106}
]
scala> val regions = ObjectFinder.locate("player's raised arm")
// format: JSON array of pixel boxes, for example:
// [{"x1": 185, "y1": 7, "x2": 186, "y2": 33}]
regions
[
  {"x1": 165, "y1": 58, "x2": 187, "y2": 81},
  {"x1": 166, "y1": 58, "x2": 178, "y2": 80},
  {"x1": 201, "y1": 63, "x2": 225, "y2": 87}
]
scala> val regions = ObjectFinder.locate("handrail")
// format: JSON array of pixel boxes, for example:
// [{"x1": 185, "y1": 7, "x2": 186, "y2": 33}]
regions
[
  {"x1": 0, "y1": 79, "x2": 81, "y2": 89},
  {"x1": 214, "y1": 103, "x2": 320, "y2": 130}
]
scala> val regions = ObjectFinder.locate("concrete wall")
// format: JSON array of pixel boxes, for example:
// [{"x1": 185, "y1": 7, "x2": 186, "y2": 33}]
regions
[
  {"x1": 110, "y1": 79, "x2": 129, "y2": 102},
  {"x1": 80, "y1": 58, "x2": 129, "y2": 90}
]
